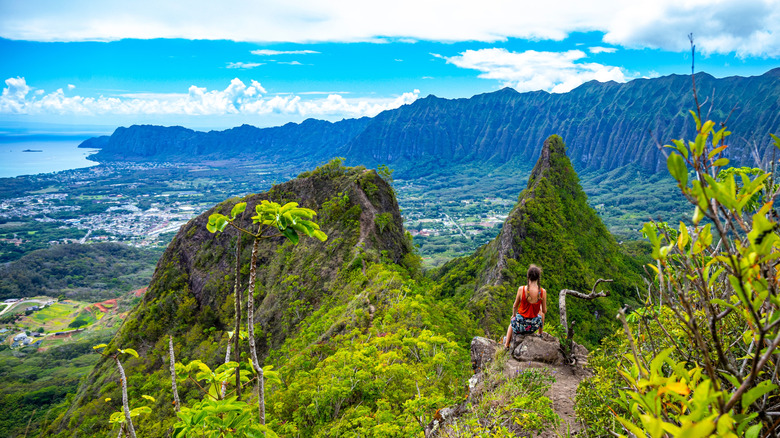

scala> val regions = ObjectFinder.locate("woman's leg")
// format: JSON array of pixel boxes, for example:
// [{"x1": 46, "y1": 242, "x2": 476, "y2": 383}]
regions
[
  {"x1": 538, "y1": 312, "x2": 544, "y2": 335},
  {"x1": 505, "y1": 323, "x2": 513, "y2": 348}
]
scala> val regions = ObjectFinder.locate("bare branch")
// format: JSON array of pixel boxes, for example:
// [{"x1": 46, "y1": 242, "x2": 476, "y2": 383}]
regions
[{"x1": 168, "y1": 335, "x2": 180, "y2": 412}]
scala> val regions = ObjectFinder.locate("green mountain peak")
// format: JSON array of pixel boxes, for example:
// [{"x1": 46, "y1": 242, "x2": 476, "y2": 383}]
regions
[{"x1": 434, "y1": 135, "x2": 641, "y2": 344}]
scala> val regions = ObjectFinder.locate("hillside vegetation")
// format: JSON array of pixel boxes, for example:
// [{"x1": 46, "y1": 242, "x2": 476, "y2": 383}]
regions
[
  {"x1": 0, "y1": 243, "x2": 158, "y2": 301},
  {"x1": 39, "y1": 113, "x2": 780, "y2": 437}
]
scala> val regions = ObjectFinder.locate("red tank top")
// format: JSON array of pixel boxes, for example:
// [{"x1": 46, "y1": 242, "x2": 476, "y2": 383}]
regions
[{"x1": 517, "y1": 285, "x2": 543, "y2": 318}]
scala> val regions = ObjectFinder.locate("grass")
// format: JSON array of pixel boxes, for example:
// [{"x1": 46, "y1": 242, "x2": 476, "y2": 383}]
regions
[{"x1": 22, "y1": 301, "x2": 95, "y2": 332}]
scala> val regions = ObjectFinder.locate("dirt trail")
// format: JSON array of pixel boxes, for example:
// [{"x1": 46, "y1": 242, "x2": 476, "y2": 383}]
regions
[{"x1": 505, "y1": 360, "x2": 591, "y2": 437}]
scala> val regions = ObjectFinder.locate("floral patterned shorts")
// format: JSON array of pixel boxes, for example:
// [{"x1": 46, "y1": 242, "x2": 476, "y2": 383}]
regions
[{"x1": 511, "y1": 314, "x2": 543, "y2": 334}]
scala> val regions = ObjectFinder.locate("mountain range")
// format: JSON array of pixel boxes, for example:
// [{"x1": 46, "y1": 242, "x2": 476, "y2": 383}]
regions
[{"x1": 83, "y1": 69, "x2": 780, "y2": 176}]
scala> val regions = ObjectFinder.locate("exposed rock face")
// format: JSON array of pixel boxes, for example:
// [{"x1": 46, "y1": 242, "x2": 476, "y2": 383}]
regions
[
  {"x1": 470, "y1": 335, "x2": 498, "y2": 371},
  {"x1": 509, "y1": 332, "x2": 589, "y2": 366}
]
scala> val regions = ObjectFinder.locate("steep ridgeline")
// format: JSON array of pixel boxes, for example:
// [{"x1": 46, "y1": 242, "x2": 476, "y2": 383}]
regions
[
  {"x1": 83, "y1": 69, "x2": 780, "y2": 175},
  {"x1": 432, "y1": 135, "x2": 642, "y2": 346},
  {"x1": 343, "y1": 69, "x2": 780, "y2": 175},
  {"x1": 48, "y1": 162, "x2": 429, "y2": 437},
  {"x1": 86, "y1": 117, "x2": 370, "y2": 162}
]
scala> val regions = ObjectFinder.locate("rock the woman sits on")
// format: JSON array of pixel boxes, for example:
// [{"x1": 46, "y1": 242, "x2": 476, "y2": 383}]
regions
[{"x1": 504, "y1": 264, "x2": 547, "y2": 348}]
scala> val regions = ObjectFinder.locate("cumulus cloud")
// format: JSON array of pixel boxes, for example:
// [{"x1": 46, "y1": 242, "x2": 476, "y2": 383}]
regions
[
  {"x1": 226, "y1": 62, "x2": 263, "y2": 69},
  {"x1": 0, "y1": 0, "x2": 777, "y2": 56},
  {"x1": 0, "y1": 77, "x2": 418, "y2": 119},
  {"x1": 589, "y1": 46, "x2": 617, "y2": 54},
  {"x1": 251, "y1": 50, "x2": 320, "y2": 56},
  {"x1": 604, "y1": 0, "x2": 780, "y2": 57},
  {"x1": 441, "y1": 49, "x2": 630, "y2": 93}
]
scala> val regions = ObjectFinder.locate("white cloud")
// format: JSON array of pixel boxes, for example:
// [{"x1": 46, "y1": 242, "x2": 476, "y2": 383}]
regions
[
  {"x1": 226, "y1": 62, "x2": 263, "y2": 69},
  {"x1": 0, "y1": 77, "x2": 418, "y2": 119},
  {"x1": 589, "y1": 46, "x2": 617, "y2": 54},
  {"x1": 67, "y1": 84, "x2": 76, "y2": 90},
  {"x1": 251, "y1": 50, "x2": 320, "y2": 56},
  {"x1": 277, "y1": 61, "x2": 303, "y2": 65},
  {"x1": 0, "y1": 0, "x2": 777, "y2": 56},
  {"x1": 604, "y1": 0, "x2": 780, "y2": 57},
  {"x1": 442, "y1": 49, "x2": 630, "y2": 93}
]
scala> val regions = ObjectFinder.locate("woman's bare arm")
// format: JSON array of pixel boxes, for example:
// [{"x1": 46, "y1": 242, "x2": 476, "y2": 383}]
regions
[{"x1": 539, "y1": 289, "x2": 547, "y2": 334}]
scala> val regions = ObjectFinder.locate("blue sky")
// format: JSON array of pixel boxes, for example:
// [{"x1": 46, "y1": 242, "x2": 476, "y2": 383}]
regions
[{"x1": 1, "y1": 0, "x2": 778, "y2": 132}]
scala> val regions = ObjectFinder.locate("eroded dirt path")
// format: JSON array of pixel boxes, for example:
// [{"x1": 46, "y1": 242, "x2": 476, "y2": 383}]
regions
[{"x1": 504, "y1": 360, "x2": 591, "y2": 437}]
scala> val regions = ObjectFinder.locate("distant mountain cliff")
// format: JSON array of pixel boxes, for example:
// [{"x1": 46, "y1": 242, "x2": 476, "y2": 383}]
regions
[
  {"x1": 87, "y1": 117, "x2": 370, "y2": 163},
  {"x1": 83, "y1": 69, "x2": 780, "y2": 174}
]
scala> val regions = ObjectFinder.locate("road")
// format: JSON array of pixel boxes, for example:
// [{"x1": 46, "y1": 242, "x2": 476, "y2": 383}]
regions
[{"x1": 443, "y1": 213, "x2": 469, "y2": 239}]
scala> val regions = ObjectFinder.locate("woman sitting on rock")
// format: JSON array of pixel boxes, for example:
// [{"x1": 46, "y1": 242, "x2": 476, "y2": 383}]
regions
[{"x1": 504, "y1": 264, "x2": 547, "y2": 349}]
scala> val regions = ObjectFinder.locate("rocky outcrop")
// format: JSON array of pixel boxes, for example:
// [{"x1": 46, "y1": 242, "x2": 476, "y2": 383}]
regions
[
  {"x1": 472, "y1": 335, "x2": 589, "y2": 369},
  {"x1": 427, "y1": 335, "x2": 591, "y2": 437}
]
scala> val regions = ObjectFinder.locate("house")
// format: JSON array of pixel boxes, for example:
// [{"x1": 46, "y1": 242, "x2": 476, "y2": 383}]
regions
[
  {"x1": 13, "y1": 333, "x2": 27, "y2": 342},
  {"x1": 0, "y1": 328, "x2": 9, "y2": 334},
  {"x1": 31, "y1": 332, "x2": 44, "y2": 337},
  {"x1": 25, "y1": 306, "x2": 40, "y2": 312},
  {"x1": 22, "y1": 338, "x2": 31, "y2": 346},
  {"x1": 31, "y1": 340, "x2": 43, "y2": 348}
]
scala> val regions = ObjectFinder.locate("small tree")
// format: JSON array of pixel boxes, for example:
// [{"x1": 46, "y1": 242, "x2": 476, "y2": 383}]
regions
[{"x1": 207, "y1": 200, "x2": 327, "y2": 426}]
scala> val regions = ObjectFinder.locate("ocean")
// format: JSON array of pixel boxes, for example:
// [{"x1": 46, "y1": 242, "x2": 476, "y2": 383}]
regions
[{"x1": 0, "y1": 140, "x2": 100, "y2": 179}]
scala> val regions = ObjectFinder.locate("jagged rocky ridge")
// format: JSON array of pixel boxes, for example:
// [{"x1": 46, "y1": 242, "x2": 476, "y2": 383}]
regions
[
  {"x1": 432, "y1": 135, "x2": 642, "y2": 344},
  {"x1": 84, "y1": 69, "x2": 780, "y2": 175},
  {"x1": 49, "y1": 163, "x2": 414, "y2": 437}
]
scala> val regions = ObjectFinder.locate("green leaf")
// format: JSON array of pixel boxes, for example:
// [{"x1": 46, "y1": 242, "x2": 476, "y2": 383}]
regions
[
  {"x1": 712, "y1": 158, "x2": 730, "y2": 167},
  {"x1": 207, "y1": 213, "x2": 229, "y2": 233},
  {"x1": 130, "y1": 406, "x2": 152, "y2": 416},
  {"x1": 281, "y1": 227, "x2": 299, "y2": 244},
  {"x1": 122, "y1": 348, "x2": 139, "y2": 359},
  {"x1": 745, "y1": 424, "x2": 762, "y2": 438},
  {"x1": 741, "y1": 380, "x2": 777, "y2": 409},
  {"x1": 142, "y1": 394, "x2": 156, "y2": 402},
  {"x1": 93, "y1": 343, "x2": 108, "y2": 350},
  {"x1": 230, "y1": 202, "x2": 247, "y2": 219},
  {"x1": 693, "y1": 206, "x2": 704, "y2": 225},
  {"x1": 667, "y1": 153, "x2": 688, "y2": 187},
  {"x1": 677, "y1": 222, "x2": 689, "y2": 252}
]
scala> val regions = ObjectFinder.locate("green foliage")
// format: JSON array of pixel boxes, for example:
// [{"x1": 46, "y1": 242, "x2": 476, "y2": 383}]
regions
[
  {"x1": 374, "y1": 212, "x2": 396, "y2": 234},
  {"x1": 0, "y1": 243, "x2": 157, "y2": 301},
  {"x1": 580, "y1": 112, "x2": 780, "y2": 436},
  {"x1": 433, "y1": 135, "x2": 642, "y2": 346},
  {"x1": 376, "y1": 164, "x2": 394, "y2": 184},
  {"x1": 441, "y1": 351, "x2": 560, "y2": 437},
  {"x1": 175, "y1": 397, "x2": 279, "y2": 438}
]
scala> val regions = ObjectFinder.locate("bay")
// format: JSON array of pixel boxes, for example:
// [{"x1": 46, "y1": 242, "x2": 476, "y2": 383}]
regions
[{"x1": 0, "y1": 140, "x2": 99, "y2": 178}]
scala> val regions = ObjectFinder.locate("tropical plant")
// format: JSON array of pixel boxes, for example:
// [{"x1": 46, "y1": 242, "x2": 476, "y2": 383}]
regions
[
  {"x1": 207, "y1": 200, "x2": 327, "y2": 428},
  {"x1": 607, "y1": 110, "x2": 780, "y2": 436}
]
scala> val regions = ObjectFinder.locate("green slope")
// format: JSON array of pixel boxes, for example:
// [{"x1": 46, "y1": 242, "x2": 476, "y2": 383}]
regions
[{"x1": 432, "y1": 135, "x2": 643, "y2": 346}]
